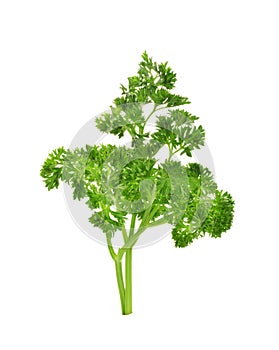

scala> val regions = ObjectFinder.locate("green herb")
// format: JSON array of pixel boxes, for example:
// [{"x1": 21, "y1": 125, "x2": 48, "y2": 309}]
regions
[{"x1": 40, "y1": 52, "x2": 235, "y2": 315}]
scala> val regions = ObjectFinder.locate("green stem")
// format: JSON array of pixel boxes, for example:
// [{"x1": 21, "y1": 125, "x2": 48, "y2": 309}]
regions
[
  {"x1": 122, "y1": 213, "x2": 136, "y2": 315},
  {"x1": 139, "y1": 202, "x2": 160, "y2": 230},
  {"x1": 168, "y1": 145, "x2": 185, "y2": 161},
  {"x1": 118, "y1": 211, "x2": 166, "y2": 261},
  {"x1": 148, "y1": 204, "x2": 161, "y2": 222},
  {"x1": 143, "y1": 105, "x2": 157, "y2": 128},
  {"x1": 122, "y1": 225, "x2": 128, "y2": 243},
  {"x1": 142, "y1": 105, "x2": 166, "y2": 133},
  {"x1": 139, "y1": 209, "x2": 151, "y2": 229},
  {"x1": 148, "y1": 217, "x2": 168, "y2": 228},
  {"x1": 130, "y1": 213, "x2": 136, "y2": 237},
  {"x1": 118, "y1": 226, "x2": 146, "y2": 260},
  {"x1": 167, "y1": 145, "x2": 174, "y2": 161},
  {"x1": 115, "y1": 259, "x2": 125, "y2": 315},
  {"x1": 125, "y1": 248, "x2": 132, "y2": 314},
  {"x1": 106, "y1": 234, "x2": 126, "y2": 314},
  {"x1": 113, "y1": 208, "x2": 168, "y2": 314},
  {"x1": 106, "y1": 234, "x2": 116, "y2": 260},
  {"x1": 115, "y1": 212, "x2": 168, "y2": 314}
]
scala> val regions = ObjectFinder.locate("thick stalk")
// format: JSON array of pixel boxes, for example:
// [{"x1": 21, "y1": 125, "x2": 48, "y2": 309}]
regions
[
  {"x1": 115, "y1": 259, "x2": 125, "y2": 315},
  {"x1": 113, "y1": 212, "x2": 166, "y2": 314},
  {"x1": 125, "y1": 248, "x2": 132, "y2": 314},
  {"x1": 123, "y1": 214, "x2": 136, "y2": 314}
]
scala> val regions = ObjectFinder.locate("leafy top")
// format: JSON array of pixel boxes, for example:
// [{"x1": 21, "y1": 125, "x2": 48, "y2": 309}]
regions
[
  {"x1": 114, "y1": 51, "x2": 190, "y2": 107},
  {"x1": 40, "y1": 52, "x2": 234, "y2": 248}
]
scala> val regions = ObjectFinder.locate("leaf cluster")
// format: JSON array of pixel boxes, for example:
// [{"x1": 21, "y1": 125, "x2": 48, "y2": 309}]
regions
[
  {"x1": 95, "y1": 104, "x2": 145, "y2": 139},
  {"x1": 113, "y1": 51, "x2": 190, "y2": 107},
  {"x1": 40, "y1": 51, "x2": 235, "y2": 248},
  {"x1": 40, "y1": 147, "x2": 66, "y2": 190},
  {"x1": 95, "y1": 52, "x2": 191, "y2": 141},
  {"x1": 172, "y1": 189, "x2": 235, "y2": 247},
  {"x1": 152, "y1": 109, "x2": 205, "y2": 157}
]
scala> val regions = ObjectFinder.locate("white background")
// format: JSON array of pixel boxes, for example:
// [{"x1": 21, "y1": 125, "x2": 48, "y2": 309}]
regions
[{"x1": 1, "y1": 1, "x2": 278, "y2": 349}]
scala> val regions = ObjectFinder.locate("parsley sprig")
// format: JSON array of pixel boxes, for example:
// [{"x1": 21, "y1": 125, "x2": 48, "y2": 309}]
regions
[{"x1": 40, "y1": 52, "x2": 235, "y2": 315}]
